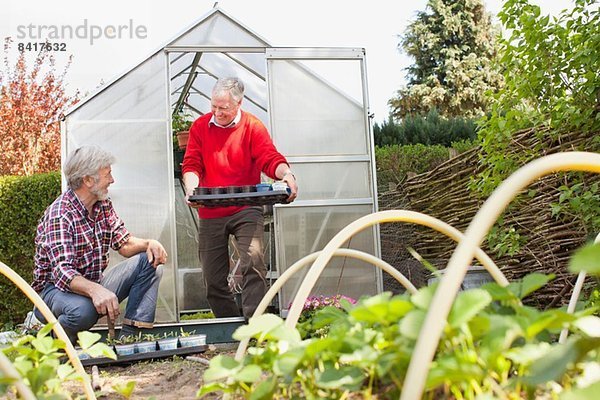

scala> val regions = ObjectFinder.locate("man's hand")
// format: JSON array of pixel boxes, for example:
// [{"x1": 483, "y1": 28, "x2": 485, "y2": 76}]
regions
[
  {"x1": 89, "y1": 285, "x2": 120, "y2": 323},
  {"x1": 146, "y1": 239, "x2": 168, "y2": 267},
  {"x1": 282, "y1": 174, "x2": 298, "y2": 202}
]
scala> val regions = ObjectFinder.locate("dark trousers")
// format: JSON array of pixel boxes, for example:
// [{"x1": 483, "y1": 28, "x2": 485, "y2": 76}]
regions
[{"x1": 198, "y1": 207, "x2": 267, "y2": 319}]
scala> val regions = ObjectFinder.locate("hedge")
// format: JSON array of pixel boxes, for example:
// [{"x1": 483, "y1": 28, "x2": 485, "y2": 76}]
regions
[
  {"x1": 375, "y1": 144, "x2": 453, "y2": 193},
  {"x1": 373, "y1": 109, "x2": 478, "y2": 147},
  {"x1": 0, "y1": 172, "x2": 61, "y2": 327}
]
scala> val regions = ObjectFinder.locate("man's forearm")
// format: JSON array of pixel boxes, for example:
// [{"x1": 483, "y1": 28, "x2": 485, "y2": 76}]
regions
[
  {"x1": 118, "y1": 236, "x2": 150, "y2": 258},
  {"x1": 69, "y1": 275, "x2": 103, "y2": 298}
]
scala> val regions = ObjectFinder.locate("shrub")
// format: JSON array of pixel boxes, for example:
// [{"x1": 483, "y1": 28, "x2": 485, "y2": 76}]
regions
[
  {"x1": 373, "y1": 109, "x2": 478, "y2": 147},
  {"x1": 199, "y1": 271, "x2": 600, "y2": 399},
  {"x1": 375, "y1": 144, "x2": 450, "y2": 191},
  {"x1": 0, "y1": 172, "x2": 61, "y2": 326}
]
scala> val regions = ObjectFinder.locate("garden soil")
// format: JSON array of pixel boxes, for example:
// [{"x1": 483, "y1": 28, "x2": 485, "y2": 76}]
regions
[{"x1": 64, "y1": 345, "x2": 233, "y2": 399}]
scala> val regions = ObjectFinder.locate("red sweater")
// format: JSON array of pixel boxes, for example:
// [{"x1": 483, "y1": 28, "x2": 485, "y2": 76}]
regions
[{"x1": 181, "y1": 111, "x2": 288, "y2": 219}]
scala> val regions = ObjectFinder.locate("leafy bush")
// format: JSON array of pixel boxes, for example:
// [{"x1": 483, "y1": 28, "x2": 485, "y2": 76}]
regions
[
  {"x1": 373, "y1": 109, "x2": 478, "y2": 147},
  {"x1": 296, "y1": 295, "x2": 356, "y2": 339},
  {"x1": 199, "y1": 270, "x2": 600, "y2": 399},
  {"x1": 375, "y1": 144, "x2": 450, "y2": 191},
  {"x1": 0, "y1": 172, "x2": 61, "y2": 326},
  {"x1": 1, "y1": 324, "x2": 115, "y2": 398}
]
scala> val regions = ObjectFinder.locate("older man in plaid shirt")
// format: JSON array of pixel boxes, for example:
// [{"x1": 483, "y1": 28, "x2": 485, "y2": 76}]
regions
[{"x1": 32, "y1": 146, "x2": 167, "y2": 344}]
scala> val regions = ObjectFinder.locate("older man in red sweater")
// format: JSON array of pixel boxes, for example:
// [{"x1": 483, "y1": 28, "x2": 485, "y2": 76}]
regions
[{"x1": 182, "y1": 77, "x2": 298, "y2": 319}]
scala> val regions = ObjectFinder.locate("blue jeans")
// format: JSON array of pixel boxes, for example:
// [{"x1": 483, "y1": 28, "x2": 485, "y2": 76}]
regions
[{"x1": 35, "y1": 253, "x2": 163, "y2": 344}]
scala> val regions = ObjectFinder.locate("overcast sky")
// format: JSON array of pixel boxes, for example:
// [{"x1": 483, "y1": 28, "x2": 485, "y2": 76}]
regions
[{"x1": 2, "y1": 0, "x2": 571, "y2": 123}]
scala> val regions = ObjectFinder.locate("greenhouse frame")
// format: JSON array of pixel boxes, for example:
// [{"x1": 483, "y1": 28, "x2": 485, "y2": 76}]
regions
[{"x1": 61, "y1": 6, "x2": 381, "y2": 324}]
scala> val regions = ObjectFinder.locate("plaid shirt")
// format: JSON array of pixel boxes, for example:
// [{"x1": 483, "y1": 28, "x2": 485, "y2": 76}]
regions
[{"x1": 32, "y1": 189, "x2": 130, "y2": 293}]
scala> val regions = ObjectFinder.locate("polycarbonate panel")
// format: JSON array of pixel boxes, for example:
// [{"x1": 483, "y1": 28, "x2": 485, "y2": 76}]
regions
[
  {"x1": 268, "y1": 59, "x2": 367, "y2": 156},
  {"x1": 169, "y1": 51, "x2": 268, "y2": 125},
  {"x1": 170, "y1": 12, "x2": 268, "y2": 47},
  {"x1": 64, "y1": 118, "x2": 176, "y2": 322},
  {"x1": 275, "y1": 205, "x2": 378, "y2": 309},
  {"x1": 292, "y1": 162, "x2": 372, "y2": 201},
  {"x1": 69, "y1": 52, "x2": 167, "y2": 121}
]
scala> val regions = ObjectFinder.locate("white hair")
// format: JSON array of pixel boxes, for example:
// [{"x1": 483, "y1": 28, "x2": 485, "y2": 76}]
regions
[{"x1": 64, "y1": 146, "x2": 115, "y2": 189}]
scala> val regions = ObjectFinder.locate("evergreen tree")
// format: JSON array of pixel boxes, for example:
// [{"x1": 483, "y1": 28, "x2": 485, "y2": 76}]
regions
[{"x1": 389, "y1": 0, "x2": 503, "y2": 119}]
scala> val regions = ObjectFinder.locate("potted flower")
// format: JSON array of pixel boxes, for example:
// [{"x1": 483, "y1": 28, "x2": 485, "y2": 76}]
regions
[{"x1": 172, "y1": 112, "x2": 194, "y2": 151}]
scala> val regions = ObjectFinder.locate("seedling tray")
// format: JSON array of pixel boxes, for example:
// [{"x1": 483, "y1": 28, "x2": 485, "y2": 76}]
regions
[
  {"x1": 80, "y1": 344, "x2": 208, "y2": 367},
  {"x1": 189, "y1": 189, "x2": 290, "y2": 207}
]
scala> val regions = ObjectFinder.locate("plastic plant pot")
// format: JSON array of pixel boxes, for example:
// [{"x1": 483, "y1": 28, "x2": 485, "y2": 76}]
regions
[
  {"x1": 178, "y1": 334, "x2": 207, "y2": 348},
  {"x1": 255, "y1": 183, "x2": 271, "y2": 192},
  {"x1": 157, "y1": 337, "x2": 179, "y2": 351},
  {"x1": 114, "y1": 343, "x2": 136, "y2": 357},
  {"x1": 135, "y1": 340, "x2": 157, "y2": 354}
]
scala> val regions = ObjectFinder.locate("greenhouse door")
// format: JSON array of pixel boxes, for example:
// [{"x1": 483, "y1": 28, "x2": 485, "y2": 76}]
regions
[{"x1": 265, "y1": 48, "x2": 382, "y2": 313}]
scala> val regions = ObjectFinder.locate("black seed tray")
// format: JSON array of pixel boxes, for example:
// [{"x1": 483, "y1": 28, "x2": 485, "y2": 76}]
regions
[
  {"x1": 189, "y1": 190, "x2": 290, "y2": 207},
  {"x1": 80, "y1": 345, "x2": 207, "y2": 367}
]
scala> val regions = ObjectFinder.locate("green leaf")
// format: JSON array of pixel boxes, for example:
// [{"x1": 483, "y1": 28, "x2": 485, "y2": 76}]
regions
[
  {"x1": 31, "y1": 336, "x2": 55, "y2": 355},
  {"x1": 569, "y1": 243, "x2": 600, "y2": 274},
  {"x1": 399, "y1": 309, "x2": 426, "y2": 340},
  {"x1": 37, "y1": 322, "x2": 55, "y2": 338},
  {"x1": 305, "y1": 337, "x2": 338, "y2": 359},
  {"x1": 480, "y1": 282, "x2": 518, "y2": 301},
  {"x1": 504, "y1": 342, "x2": 552, "y2": 365},
  {"x1": 249, "y1": 377, "x2": 277, "y2": 400},
  {"x1": 233, "y1": 314, "x2": 285, "y2": 341},
  {"x1": 524, "y1": 336, "x2": 600, "y2": 385},
  {"x1": 27, "y1": 364, "x2": 55, "y2": 394},
  {"x1": 203, "y1": 355, "x2": 241, "y2": 382},
  {"x1": 85, "y1": 342, "x2": 117, "y2": 359},
  {"x1": 56, "y1": 363, "x2": 75, "y2": 380},
  {"x1": 77, "y1": 331, "x2": 101, "y2": 349},
  {"x1": 197, "y1": 382, "x2": 231, "y2": 397},
  {"x1": 266, "y1": 324, "x2": 301, "y2": 344},
  {"x1": 311, "y1": 306, "x2": 346, "y2": 329},
  {"x1": 448, "y1": 289, "x2": 492, "y2": 328},
  {"x1": 573, "y1": 316, "x2": 600, "y2": 338},
  {"x1": 411, "y1": 284, "x2": 437, "y2": 310},
  {"x1": 315, "y1": 365, "x2": 364, "y2": 390},
  {"x1": 273, "y1": 347, "x2": 304, "y2": 376},
  {"x1": 112, "y1": 381, "x2": 136, "y2": 398},
  {"x1": 507, "y1": 273, "x2": 554, "y2": 299},
  {"x1": 233, "y1": 365, "x2": 262, "y2": 383},
  {"x1": 561, "y1": 381, "x2": 600, "y2": 400}
]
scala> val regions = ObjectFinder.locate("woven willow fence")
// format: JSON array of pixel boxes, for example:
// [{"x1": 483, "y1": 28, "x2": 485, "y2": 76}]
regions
[{"x1": 379, "y1": 128, "x2": 599, "y2": 306}]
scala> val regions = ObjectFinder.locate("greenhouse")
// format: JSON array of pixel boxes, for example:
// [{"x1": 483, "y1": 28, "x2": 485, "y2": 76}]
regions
[{"x1": 61, "y1": 6, "x2": 381, "y2": 324}]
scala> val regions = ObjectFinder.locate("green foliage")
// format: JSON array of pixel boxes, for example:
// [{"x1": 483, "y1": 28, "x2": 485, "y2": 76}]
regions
[
  {"x1": 390, "y1": 0, "x2": 503, "y2": 118},
  {"x1": 471, "y1": 0, "x2": 600, "y2": 256},
  {"x1": 112, "y1": 381, "x2": 136, "y2": 399},
  {"x1": 180, "y1": 311, "x2": 215, "y2": 320},
  {"x1": 0, "y1": 172, "x2": 61, "y2": 326},
  {"x1": 373, "y1": 109, "x2": 478, "y2": 147},
  {"x1": 171, "y1": 111, "x2": 193, "y2": 133},
  {"x1": 0, "y1": 323, "x2": 115, "y2": 398},
  {"x1": 551, "y1": 180, "x2": 600, "y2": 239},
  {"x1": 475, "y1": 0, "x2": 600, "y2": 196},
  {"x1": 569, "y1": 242, "x2": 600, "y2": 275},
  {"x1": 375, "y1": 143, "x2": 450, "y2": 191},
  {"x1": 199, "y1": 271, "x2": 600, "y2": 399}
]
